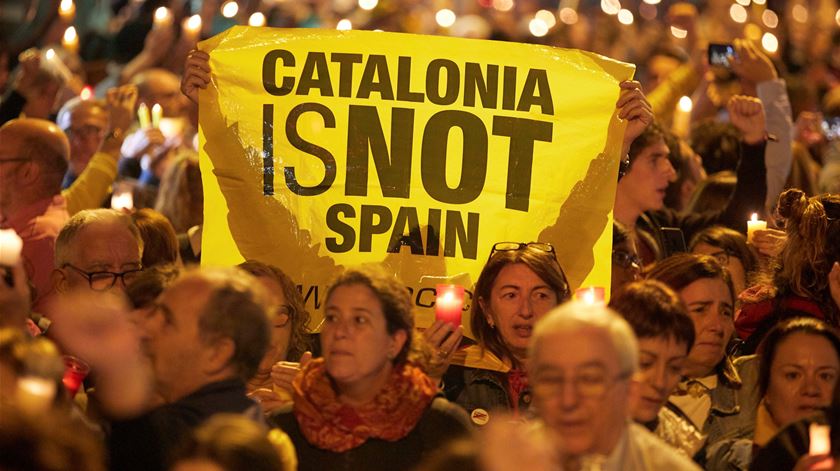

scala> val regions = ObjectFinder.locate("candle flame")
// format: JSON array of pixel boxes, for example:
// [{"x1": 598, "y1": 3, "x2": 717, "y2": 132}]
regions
[
  {"x1": 678, "y1": 96, "x2": 693, "y2": 112},
  {"x1": 45, "y1": 48, "x2": 56, "y2": 60},
  {"x1": 80, "y1": 86, "x2": 92, "y2": 100},
  {"x1": 154, "y1": 7, "x2": 170, "y2": 22},
  {"x1": 751, "y1": 213, "x2": 758, "y2": 222},
  {"x1": 59, "y1": 0, "x2": 74, "y2": 13},
  {"x1": 185, "y1": 14, "x2": 202, "y2": 32}
]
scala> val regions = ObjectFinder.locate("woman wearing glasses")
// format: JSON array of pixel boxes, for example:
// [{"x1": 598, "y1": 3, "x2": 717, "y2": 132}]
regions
[
  {"x1": 689, "y1": 226, "x2": 758, "y2": 299},
  {"x1": 736, "y1": 190, "x2": 840, "y2": 355},
  {"x1": 237, "y1": 260, "x2": 313, "y2": 414},
  {"x1": 434, "y1": 242, "x2": 570, "y2": 424},
  {"x1": 646, "y1": 253, "x2": 760, "y2": 455}
]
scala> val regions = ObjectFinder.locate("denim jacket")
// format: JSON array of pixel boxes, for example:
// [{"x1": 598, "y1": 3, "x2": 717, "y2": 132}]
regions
[
  {"x1": 442, "y1": 365, "x2": 533, "y2": 426},
  {"x1": 704, "y1": 355, "x2": 761, "y2": 446}
]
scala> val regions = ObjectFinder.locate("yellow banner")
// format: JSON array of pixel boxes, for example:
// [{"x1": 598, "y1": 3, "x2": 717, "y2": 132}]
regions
[{"x1": 198, "y1": 27, "x2": 633, "y2": 332}]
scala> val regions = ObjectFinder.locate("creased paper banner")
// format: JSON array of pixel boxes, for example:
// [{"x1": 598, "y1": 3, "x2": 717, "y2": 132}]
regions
[{"x1": 198, "y1": 26, "x2": 633, "y2": 334}]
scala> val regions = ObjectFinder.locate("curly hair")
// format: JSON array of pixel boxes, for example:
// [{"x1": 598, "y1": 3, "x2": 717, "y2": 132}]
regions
[
  {"x1": 774, "y1": 189, "x2": 840, "y2": 321},
  {"x1": 325, "y1": 265, "x2": 414, "y2": 365},
  {"x1": 237, "y1": 260, "x2": 312, "y2": 362}
]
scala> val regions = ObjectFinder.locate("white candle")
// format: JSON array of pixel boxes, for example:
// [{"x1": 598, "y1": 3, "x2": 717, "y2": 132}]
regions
[
  {"x1": 137, "y1": 103, "x2": 151, "y2": 129},
  {"x1": 16, "y1": 377, "x2": 56, "y2": 415},
  {"x1": 111, "y1": 191, "x2": 134, "y2": 211},
  {"x1": 575, "y1": 286, "x2": 606, "y2": 305},
  {"x1": 58, "y1": 0, "x2": 75, "y2": 21},
  {"x1": 153, "y1": 7, "x2": 171, "y2": 27},
  {"x1": 747, "y1": 213, "x2": 766, "y2": 243},
  {"x1": 0, "y1": 229, "x2": 23, "y2": 266},
  {"x1": 62, "y1": 26, "x2": 79, "y2": 54},
  {"x1": 809, "y1": 423, "x2": 831, "y2": 455},
  {"x1": 151, "y1": 103, "x2": 162, "y2": 128},
  {"x1": 183, "y1": 14, "x2": 202, "y2": 40},
  {"x1": 672, "y1": 96, "x2": 692, "y2": 139}
]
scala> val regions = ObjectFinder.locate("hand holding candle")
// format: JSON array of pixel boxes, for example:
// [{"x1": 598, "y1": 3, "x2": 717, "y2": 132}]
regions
[{"x1": 747, "y1": 213, "x2": 766, "y2": 244}]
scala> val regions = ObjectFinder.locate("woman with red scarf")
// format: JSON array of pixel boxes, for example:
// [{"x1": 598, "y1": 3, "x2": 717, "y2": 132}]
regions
[{"x1": 268, "y1": 266, "x2": 470, "y2": 470}]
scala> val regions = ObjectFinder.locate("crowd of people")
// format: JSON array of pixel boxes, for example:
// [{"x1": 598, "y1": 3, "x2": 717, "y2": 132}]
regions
[{"x1": 2, "y1": 0, "x2": 840, "y2": 470}]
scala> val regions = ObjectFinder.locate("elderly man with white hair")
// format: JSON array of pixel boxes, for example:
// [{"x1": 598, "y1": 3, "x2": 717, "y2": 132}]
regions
[{"x1": 528, "y1": 301, "x2": 700, "y2": 471}]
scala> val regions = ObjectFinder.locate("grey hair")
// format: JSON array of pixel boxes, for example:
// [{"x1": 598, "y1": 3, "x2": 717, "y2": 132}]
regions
[
  {"x1": 54, "y1": 209, "x2": 145, "y2": 267},
  {"x1": 529, "y1": 301, "x2": 639, "y2": 376}
]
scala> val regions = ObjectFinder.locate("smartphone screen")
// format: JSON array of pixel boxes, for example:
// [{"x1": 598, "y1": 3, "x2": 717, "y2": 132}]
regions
[
  {"x1": 822, "y1": 116, "x2": 840, "y2": 140},
  {"x1": 708, "y1": 43, "x2": 736, "y2": 68},
  {"x1": 659, "y1": 227, "x2": 687, "y2": 257}
]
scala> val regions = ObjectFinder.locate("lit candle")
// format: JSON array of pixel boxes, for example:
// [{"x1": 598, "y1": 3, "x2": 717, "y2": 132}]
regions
[
  {"x1": 151, "y1": 103, "x2": 162, "y2": 128},
  {"x1": 16, "y1": 377, "x2": 57, "y2": 415},
  {"x1": 575, "y1": 286, "x2": 606, "y2": 305},
  {"x1": 111, "y1": 191, "x2": 134, "y2": 211},
  {"x1": 58, "y1": 0, "x2": 75, "y2": 22},
  {"x1": 62, "y1": 26, "x2": 79, "y2": 54},
  {"x1": 137, "y1": 103, "x2": 151, "y2": 129},
  {"x1": 672, "y1": 96, "x2": 692, "y2": 139},
  {"x1": 747, "y1": 213, "x2": 766, "y2": 244},
  {"x1": 182, "y1": 14, "x2": 202, "y2": 40},
  {"x1": 61, "y1": 355, "x2": 90, "y2": 398},
  {"x1": 153, "y1": 7, "x2": 171, "y2": 27},
  {"x1": 435, "y1": 284, "x2": 464, "y2": 327},
  {"x1": 0, "y1": 229, "x2": 23, "y2": 266},
  {"x1": 810, "y1": 423, "x2": 831, "y2": 455},
  {"x1": 80, "y1": 85, "x2": 93, "y2": 100}
]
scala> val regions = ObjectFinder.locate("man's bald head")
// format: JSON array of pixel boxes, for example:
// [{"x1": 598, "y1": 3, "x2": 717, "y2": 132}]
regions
[{"x1": 0, "y1": 118, "x2": 70, "y2": 195}]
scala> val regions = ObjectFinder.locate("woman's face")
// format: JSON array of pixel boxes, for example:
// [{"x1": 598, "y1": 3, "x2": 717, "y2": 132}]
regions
[
  {"x1": 320, "y1": 284, "x2": 406, "y2": 390},
  {"x1": 256, "y1": 276, "x2": 292, "y2": 371},
  {"x1": 766, "y1": 332, "x2": 840, "y2": 427},
  {"x1": 480, "y1": 263, "x2": 559, "y2": 361},
  {"x1": 631, "y1": 336, "x2": 690, "y2": 423},
  {"x1": 679, "y1": 278, "x2": 734, "y2": 378},
  {"x1": 611, "y1": 237, "x2": 642, "y2": 295},
  {"x1": 691, "y1": 242, "x2": 747, "y2": 297}
]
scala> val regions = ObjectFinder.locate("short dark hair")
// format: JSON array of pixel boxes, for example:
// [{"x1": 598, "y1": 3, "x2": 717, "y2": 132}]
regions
[
  {"x1": 690, "y1": 119, "x2": 741, "y2": 175},
  {"x1": 627, "y1": 121, "x2": 669, "y2": 169},
  {"x1": 609, "y1": 280, "x2": 694, "y2": 350},
  {"x1": 757, "y1": 317, "x2": 840, "y2": 398},
  {"x1": 326, "y1": 265, "x2": 414, "y2": 365},
  {"x1": 172, "y1": 415, "x2": 287, "y2": 471},
  {"x1": 471, "y1": 244, "x2": 570, "y2": 365}
]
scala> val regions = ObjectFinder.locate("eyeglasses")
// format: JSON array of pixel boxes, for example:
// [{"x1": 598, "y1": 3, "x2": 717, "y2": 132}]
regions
[
  {"x1": 0, "y1": 158, "x2": 30, "y2": 165},
  {"x1": 707, "y1": 250, "x2": 734, "y2": 267},
  {"x1": 612, "y1": 250, "x2": 642, "y2": 269},
  {"x1": 489, "y1": 242, "x2": 556, "y2": 262},
  {"x1": 533, "y1": 370, "x2": 632, "y2": 399},
  {"x1": 68, "y1": 125, "x2": 106, "y2": 139},
  {"x1": 63, "y1": 263, "x2": 143, "y2": 291}
]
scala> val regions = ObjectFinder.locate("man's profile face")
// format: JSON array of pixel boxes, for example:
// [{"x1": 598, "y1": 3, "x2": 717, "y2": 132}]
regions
[
  {"x1": 68, "y1": 105, "x2": 108, "y2": 172},
  {"x1": 531, "y1": 326, "x2": 631, "y2": 458},
  {"x1": 617, "y1": 137, "x2": 677, "y2": 214},
  {"x1": 140, "y1": 278, "x2": 212, "y2": 401},
  {"x1": 61, "y1": 222, "x2": 142, "y2": 294}
]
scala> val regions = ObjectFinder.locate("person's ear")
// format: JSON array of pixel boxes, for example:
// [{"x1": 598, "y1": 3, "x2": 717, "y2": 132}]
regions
[
  {"x1": 202, "y1": 337, "x2": 235, "y2": 376},
  {"x1": 20, "y1": 160, "x2": 41, "y2": 186},
  {"x1": 51, "y1": 268, "x2": 68, "y2": 293},
  {"x1": 479, "y1": 297, "x2": 494, "y2": 328},
  {"x1": 387, "y1": 329, "x2": 408, "y2": 361}
]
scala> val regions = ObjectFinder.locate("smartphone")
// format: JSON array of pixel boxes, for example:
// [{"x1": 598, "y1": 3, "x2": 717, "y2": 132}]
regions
[
  {"x1": 659, "y1": 227, "x2": 687, "y2": 257},
  {"x1": 822, "y1": 116, "x2": 840, "y2": 140},
  {"x1": 708, "y1": 43, "x2": 736, "y2": 69}
]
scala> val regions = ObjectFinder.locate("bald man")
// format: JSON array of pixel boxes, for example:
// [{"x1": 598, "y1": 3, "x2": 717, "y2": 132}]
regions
[
  {"x1": 57, "y1": 98, "x2": 110, "y2": 188},
  {"x1": 0, "y1": 118, "x2": 71, "y2": 307}
]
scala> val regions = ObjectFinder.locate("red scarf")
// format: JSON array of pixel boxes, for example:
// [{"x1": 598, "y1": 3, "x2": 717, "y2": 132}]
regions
[
  {"x1": 506, "y1": 368, "x2": 529, "y2": 417},
  {"x1": 293, "y1": 358, "x2": 437, "y2": 452}
]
